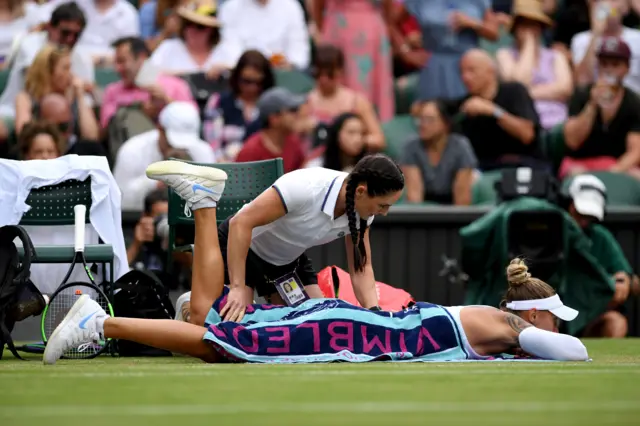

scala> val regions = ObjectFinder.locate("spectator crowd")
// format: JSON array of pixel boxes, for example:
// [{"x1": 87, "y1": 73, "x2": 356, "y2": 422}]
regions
[{"x1": 0, "y1": 0, "x2": 639, "y2": 336}]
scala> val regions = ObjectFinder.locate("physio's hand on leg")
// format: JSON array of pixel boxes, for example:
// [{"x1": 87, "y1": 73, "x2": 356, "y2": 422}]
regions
[{"x1": 220, "y1": 285, "x2": 253, "y2": 322}]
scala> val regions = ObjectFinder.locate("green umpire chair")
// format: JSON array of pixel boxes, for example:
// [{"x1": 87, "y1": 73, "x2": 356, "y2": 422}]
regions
[
  {"x1": 17, "y1": 178, "x2": 116, "y2": 293},
  {"x1": 167, "y1": 158, "x2": 285, "y2": 270}
]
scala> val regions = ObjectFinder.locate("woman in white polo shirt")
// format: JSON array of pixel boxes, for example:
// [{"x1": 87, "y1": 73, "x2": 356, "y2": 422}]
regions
[
  {"x1": 205, "y1": 154, "x2": 402, "y2": 320},
  {"x1": 217, "y1": 153, "x2": 404, "y2": 322},
  {"x1": 148, "y1": 153, "x2": 404, "y2": 324}
]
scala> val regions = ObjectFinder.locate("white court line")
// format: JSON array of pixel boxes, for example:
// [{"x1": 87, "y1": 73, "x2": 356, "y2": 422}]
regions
[
  {"x1": 1, "y1": 401, "x2": 638, "y2": 418},
  {"x1": 3, "y1": 361, "x2": 638, "y2": 372},
  {"x1": 0, "y1": 368, "x2": 637, "y2": 379}
]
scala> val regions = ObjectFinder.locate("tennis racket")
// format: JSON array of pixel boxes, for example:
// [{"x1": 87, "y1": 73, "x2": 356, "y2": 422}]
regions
[{"x1": 41, "y1": 204, "x2": 115, "y2": 359}]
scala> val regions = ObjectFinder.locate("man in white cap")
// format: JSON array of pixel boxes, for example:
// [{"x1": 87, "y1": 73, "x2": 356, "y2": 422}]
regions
[
  {"x1": 566, "y1": 174, "x2": 635, "y2": 337},
  {"x1": 114, "y1": 101, "x2": 216, "y2": 211}
]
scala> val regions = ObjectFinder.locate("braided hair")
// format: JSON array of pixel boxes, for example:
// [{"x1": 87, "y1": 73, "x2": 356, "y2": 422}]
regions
[{"x1": 345, "y1": 154, "x2": 404, "y2": 272}]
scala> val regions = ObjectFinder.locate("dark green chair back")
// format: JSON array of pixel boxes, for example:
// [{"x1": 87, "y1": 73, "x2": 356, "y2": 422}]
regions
[
  {"x1": 95, "y1": 67, "x2": 120, "y2": 88},
  {"x1": 541, "y1": 123, "x2": 567, "y2": 173},
  {"x1": 20, "y1": 179, "x2": 92, "y2": 226},
  {"x1": 18, "y1": 178, "x2": 114, "y2": 283},
  {"x1": 167, "y1": 159, "x2": 285, "y2": 259},
  {"x1": 394, "y1": 72, "x2": 418, "y2": 115},
  {"x1": 274, "y1": 69, "x2": 314, "y2": 94},
  {"x1": 471, "y1": 170, "x2": 503, "y2": 205},
  {"x1": 381, "y1": 115, "x2": 416, "y2": 161},
  {"x1": 0, "y1": 68, "x2": 9, "y2": 96}
]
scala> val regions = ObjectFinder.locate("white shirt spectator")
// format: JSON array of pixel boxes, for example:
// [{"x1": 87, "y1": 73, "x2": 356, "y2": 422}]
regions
[
  {"x1": 571, "y1": 27, "x2": 640, "y2": 94},
  {"x1": 150, "y1": 38, "x2": 240, "y2": 74},
  {"x1": 219, "y1": 0, "x2": 310, "y2": 70},
  {"x1": 0, "y1": 2, "x2": 48, "y2": 61},
  {"x1": 113, "y1": 102, "x2": 216, "y2": 210},
  {"x1": 0, "y1": 32, "x2": 95, "y2": 118},
  {"x1": 44, "y1": 0, "x2": 140, "y2": 58}
]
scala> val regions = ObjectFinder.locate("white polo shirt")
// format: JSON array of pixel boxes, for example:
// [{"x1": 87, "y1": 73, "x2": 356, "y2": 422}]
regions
[
  {"x1": 219, "y1": 0, "x2": 310, "y2": 70},
  {"x1": 70, "y1": 0, "x2": 140, "y2": 58},
  {"x1": 249, "y1": 168, "x2": 374, "y2": 266}
]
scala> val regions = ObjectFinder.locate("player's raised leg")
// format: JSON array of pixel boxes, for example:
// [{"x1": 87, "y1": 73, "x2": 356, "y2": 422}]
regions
[{"x1": 145, "y1": 160, "x2": 227, "y2": 326}]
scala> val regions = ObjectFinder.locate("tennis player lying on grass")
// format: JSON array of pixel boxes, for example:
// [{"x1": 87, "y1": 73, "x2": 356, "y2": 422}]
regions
[{"x1": 43, "y1": 161, "x2": 589, "y2": 364}]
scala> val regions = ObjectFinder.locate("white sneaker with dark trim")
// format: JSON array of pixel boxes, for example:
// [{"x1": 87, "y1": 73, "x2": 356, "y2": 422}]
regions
[
  {"x1": 43, "y1": 295, "x2": 108, "y2": 365},
  {"x1": 146, "y1": 161, "x2": 227, "y2": 216}
]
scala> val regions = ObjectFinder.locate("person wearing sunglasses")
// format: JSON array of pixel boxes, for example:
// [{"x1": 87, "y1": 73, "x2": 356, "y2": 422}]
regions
[
  {"x1": 203, "y1": 49, "x2": 275, "y2": 162},
  {"x1": 0, "y1": 2, "x2": 93, "y2": 146}
]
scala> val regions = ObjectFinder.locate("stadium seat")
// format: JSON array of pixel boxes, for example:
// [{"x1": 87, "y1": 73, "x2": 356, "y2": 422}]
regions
[
  {"x1": 95, "y1": 67, "x2": 120, "y2": 88},
  {"x1": 0, "y1": 68, "x2": 9, "y2": 95},
  {"x1": 479, "y1": 27, "x2": 514, "y2": 56},
  {"x1": 394, "y1": 72, "x2": 418, "y2": 115},
  {"x1": 17, "y1": 178, "x2": 115, "y2": 294},
  {"x1": 381, "y1": 115, "x2": 416, "y2": 160},
  {"x1": 541, "y1": 122, "x2": 567, "y2": 173},
  {"x1": 166, "y1": 158, "x2": 284, "y2": 270},
  {"x1": 274, "y1": 69, "x2": 314, "y2": 94},
  {"x1": 471, "y1": 169, "x2": 503, "y2": 205},
  {"x1": 562, "y1": 171, "x2": 640, "y2": 206}
]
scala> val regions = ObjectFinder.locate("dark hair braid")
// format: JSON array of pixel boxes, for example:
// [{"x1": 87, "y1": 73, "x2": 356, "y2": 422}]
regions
[
  {"x1": 345, "y1": 153, "x2": 405, "y2": 272},
  {"x1": 345, "y1": 177, "x2": 367, "y2": 271}
]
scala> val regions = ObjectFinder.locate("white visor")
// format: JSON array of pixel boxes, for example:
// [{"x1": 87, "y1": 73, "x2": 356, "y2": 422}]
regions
[{"x1": 505, "y1": 294, "x2": 579, "y2": 321}]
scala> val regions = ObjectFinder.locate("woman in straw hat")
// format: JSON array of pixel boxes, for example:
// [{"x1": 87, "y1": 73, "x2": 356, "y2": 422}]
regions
[
  {"x1": 495, "y1": 0, "x2": 573, "y2": 130},
  {"x1": 149, "y1": 0, "x2": 241, "y2": 77}
]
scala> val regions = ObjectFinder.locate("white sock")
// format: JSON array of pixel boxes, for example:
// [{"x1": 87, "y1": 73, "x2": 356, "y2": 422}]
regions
[
  {"x1": 191, "y1": 199, "x2": 217, "y2": 211},
  {"x1": 519, "y1": 327, "x2": 589, "y2": 361},
  {"x1": 95, "y1": 315, "x2": 108, "y2": 338}
]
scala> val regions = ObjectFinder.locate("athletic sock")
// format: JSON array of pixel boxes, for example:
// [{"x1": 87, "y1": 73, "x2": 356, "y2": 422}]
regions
[
  {"x1": 191, "y1": 199, "x2": 217, "y2": 211},
  {"x1": 95, "y1": 315, "x2": 108, "y2": 339}
]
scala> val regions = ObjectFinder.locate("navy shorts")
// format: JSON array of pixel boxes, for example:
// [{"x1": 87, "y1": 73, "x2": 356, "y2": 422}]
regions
[{"x1": 217, "y1": 217, "x2": 318, "y2": 297}]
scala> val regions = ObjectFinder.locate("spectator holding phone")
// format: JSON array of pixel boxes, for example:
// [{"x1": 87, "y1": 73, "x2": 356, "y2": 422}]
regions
[{"x1": 572, "y1": 0, "x2": 640, "y2": 94}]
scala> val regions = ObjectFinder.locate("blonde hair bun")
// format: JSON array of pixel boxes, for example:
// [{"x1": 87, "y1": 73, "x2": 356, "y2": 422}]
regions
[{"x1": 506, "y1": 258, "x2": 531, "y2": 287}]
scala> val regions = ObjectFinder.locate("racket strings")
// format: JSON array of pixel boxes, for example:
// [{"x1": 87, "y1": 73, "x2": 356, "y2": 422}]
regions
[{"x1": 44, "y1": 286, "x2": 111, "y2": 359}]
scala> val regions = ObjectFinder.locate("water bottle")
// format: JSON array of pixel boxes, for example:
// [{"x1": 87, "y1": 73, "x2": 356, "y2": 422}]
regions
[{"x1": 443, "y1": 2, "x2": 458, "y2": 47}]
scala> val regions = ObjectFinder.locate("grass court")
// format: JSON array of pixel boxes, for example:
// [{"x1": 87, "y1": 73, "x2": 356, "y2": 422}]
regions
[{"x1": 1, "y1": 339, "x2": 639, "y2": 426}]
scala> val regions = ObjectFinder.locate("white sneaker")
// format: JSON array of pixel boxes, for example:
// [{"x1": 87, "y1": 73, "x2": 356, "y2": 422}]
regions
[
  {"x1": 174, "y1": 291, "x2": 191, "y2": 322},
  {"x1": 43, "y1": 294, "x2": 109, "y2": 365},
  {"x1": 146, "y1": 160, "x2": 227, "y2": 216}
]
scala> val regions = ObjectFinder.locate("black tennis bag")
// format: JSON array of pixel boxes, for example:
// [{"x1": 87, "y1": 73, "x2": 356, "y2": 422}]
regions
[
  {"x1": 112, "y1": 270, "x2": 175, "y2": 357},
  {"x1": 0, "y1": 225, "x2": 46, "y2": 360}
]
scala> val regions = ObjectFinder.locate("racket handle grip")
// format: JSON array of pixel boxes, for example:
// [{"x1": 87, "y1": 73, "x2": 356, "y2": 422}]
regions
[{"x1": 74, "y1": 204, "x2": 86, "y2": 252}]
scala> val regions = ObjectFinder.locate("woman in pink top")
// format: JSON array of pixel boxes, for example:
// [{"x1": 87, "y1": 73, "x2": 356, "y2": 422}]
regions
[
  {"x1": 308, "y1": 0, "x2": 395, "y2": 121},
  {"x1": 301, "y1": 44, "x2": 385, "y2": 152},
  {"x1": 495, "y1": 2, "x2": 573, "y2": 130}
]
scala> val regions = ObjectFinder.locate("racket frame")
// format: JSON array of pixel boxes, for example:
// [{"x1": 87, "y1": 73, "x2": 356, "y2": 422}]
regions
[{"x1": 39, "y1": 204, "x2": 115, "y2": 359}]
